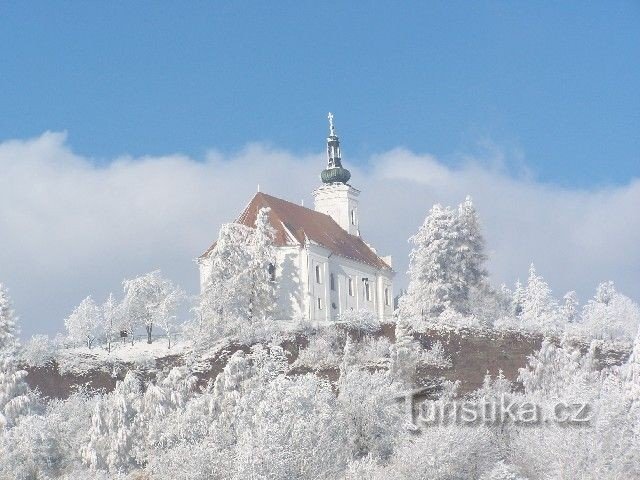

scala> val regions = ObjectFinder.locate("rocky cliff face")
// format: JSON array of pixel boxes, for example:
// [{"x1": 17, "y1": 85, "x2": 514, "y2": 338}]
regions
[{"x1": 25, "y1": 326, "x2": 631, "y2": 399}]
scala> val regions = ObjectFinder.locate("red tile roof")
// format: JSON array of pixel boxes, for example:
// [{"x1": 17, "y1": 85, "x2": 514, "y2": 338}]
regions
[{"x1": 200, "y1": 192, "x2": 392, "y2": 271}]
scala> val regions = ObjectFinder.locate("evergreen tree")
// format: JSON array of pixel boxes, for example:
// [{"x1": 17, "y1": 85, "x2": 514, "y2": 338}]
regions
[
  {"x1": 399, "y1": 197, "x2": 490, "y2": 322},
  {"x1": 520, "y1": 264, "x2": 557, "y2": 330},
  {"x1": 0, "y1": 357, "x2": 32, "y2": 430},
  {"x1": 455, "y1": 196, "x2": 489, "y2": 312},
  {"x1": 0, "y1": 284, "x2": 19, "y2": 357},
  {"x1": 561, "y1": 291, "x2": 579, "y2": 323},
  {"x1": 399, "y1": 204, "x2": 460, "y2": 319},
  {"x1": 512, "y1": 280, "x2": 525, "y2": 317}
]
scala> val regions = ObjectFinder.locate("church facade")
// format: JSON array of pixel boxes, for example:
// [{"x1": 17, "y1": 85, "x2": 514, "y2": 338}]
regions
[{"x1": 198, "y1": 114, "x2": 394, "y2": 322}]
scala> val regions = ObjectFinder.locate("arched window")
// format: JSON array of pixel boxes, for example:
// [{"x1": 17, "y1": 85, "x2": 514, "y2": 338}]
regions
[
  {"x1": 330, "y1": 273, "x2": 335, "y2": 291},
  {"x1": 315, "y1": 265, "x2": 322, "y2": 284},
  {"x1": 348, "y1": 277, "x2": 354, "y2": 296},
  {"x1": 351, "y1": 209, "x2": 356, "y2": 225},
  {"x1": 384, "y1": 287, "x2": 390, "y2": 306}
]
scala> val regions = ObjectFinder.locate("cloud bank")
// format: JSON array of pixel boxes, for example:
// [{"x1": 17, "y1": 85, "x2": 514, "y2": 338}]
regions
[{"x1": 1, "y1": 132, "x2": 638, "y2": 337}]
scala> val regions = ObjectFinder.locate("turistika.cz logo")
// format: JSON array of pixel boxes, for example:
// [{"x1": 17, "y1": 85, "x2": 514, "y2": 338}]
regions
[{"x1": 398, "y1": 389, "x2": 592, "y2": 429}]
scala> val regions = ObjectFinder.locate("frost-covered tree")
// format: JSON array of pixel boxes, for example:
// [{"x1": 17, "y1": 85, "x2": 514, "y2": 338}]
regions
[
  {"x1": 561, "y1": 291, "x2": 579, "y2": 323},
  {"x1": 339, "y1": 369, "x2": 403, "y2": 460},
  {"x1": 81, "y1": 371, "x2": 142, "y2": 472},
  {"x1": 197, "y1": 212, "x2": 277, "y2": 342},
  {"x1": 512, "y1": 280, "x2": 525, "y2": 317},
  {"x1": 580, "y1": 281, "x2": 640, "y2": 340},
  {"x1": 519, "y1": 264, "x2": 559, "y2": 331},
  {"x1": 198, "y1": 223, "x2": 255, "y2": 333},
  {"x1": 456, "y1": 196, "x2": 489, "y2": 308},
  {"x1": 389, "y1": 316, "x2": 419, "y2": 389},
  {"x1": 64, "y1": 296, "x2": 101, "y2": 349},
  {"x1": 0, "y1": 357, "x2": 32, "y2": 430},
  {"x1": 122, "y1": 270, "x2": 184, "y2": 344},
  {"x1": 399, "y1": 197, "x2": 490, "y2": 323},
  {"x1": 399, "y1": 204, "x2": 460, "y2": 319},
  {"x1": 248, "y1": 206, "x2": 277, "y2": 321},
  {"x1": 0, "y1": 284, "x2": 19, "y2": 357},
  {"x1": 235, "y1": 374, "x2": 349, "y2": 479},
  {"x1": 338, "y1": 309, "x2": 380, "y2": 335},
  {"x1": 595, "y1": 280, "x2": 616, "y2": 305},
  {"x1": 101, "y1": 293, "x2": 120, "y2": 353},
  {"x1": 625, "y1": 324, "x2": 640, "y2": 386}
]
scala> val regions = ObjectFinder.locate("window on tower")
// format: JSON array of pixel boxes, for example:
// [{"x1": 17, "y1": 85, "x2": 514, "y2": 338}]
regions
[
  {"x1": 348, "y1": 277, "x2": 354, "y2": 296},
  {"x1": 351, "y1": 209, "x2": 356, "y2": 225},
  {"x1": 330, "y1": 273, "x2": 335, "y2": 291},
  {"x1": 315, "y1": 265, "x2": 322, "y2": 284}
]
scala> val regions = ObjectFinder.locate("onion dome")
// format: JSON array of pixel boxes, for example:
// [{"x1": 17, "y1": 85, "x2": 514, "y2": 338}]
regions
[{"x1": 321, "y1": 112, "x2": 351, "y2": 184}]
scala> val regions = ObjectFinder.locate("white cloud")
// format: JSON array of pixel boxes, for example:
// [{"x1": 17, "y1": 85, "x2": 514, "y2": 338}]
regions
[{"x1": 1, "y1": 132, "x2": 638, "y2": 337}]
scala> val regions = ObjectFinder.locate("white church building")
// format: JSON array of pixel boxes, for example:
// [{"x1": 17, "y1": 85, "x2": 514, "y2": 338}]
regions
[{"x1": 198, "y1": 114, "x2": 394, "y2": 322}]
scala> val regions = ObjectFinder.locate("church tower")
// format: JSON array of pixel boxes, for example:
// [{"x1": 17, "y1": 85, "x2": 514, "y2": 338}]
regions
[{"x1": 312, "y1": 113, "x2": 360, "y2": 236}]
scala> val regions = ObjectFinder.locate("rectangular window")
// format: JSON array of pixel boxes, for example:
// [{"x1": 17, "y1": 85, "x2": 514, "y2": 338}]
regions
[
  {"x1": 348, "y1": 278, "x2": 354, "y2": 296},
  {"x1": 315, "y1": 265, "x2": 322, "y2": 284},
  {"x1": 317, "y1": 297, "x2": 323, "y2": 310},
  {"x1": 365, "y1": 281, "x2": 371, "y2": 301},
  {"x1": 330, "y1": 273, "x2": 335, "y2": 291}
]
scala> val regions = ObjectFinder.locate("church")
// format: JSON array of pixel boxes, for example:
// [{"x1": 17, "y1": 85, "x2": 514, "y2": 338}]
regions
[{"x1": 198, "y1": 114, "x2": 395, "y2": 322}]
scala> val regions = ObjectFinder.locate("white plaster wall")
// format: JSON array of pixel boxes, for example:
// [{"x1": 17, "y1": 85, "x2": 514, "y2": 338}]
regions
[
  {"x1": 312, "y1": 184, "x2": 360, "y2": 236},
  {"x1": 199, "y1": 243, "x2": 394, "y2": 323}
]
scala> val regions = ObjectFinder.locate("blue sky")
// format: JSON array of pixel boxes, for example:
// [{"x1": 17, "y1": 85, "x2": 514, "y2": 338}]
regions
[{"x1": 1, "y1": 2, "x2": 638, "y2": 188}]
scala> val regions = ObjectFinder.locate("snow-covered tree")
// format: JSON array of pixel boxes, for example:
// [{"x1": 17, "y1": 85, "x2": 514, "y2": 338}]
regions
[
  {"x1": 235, "y1": 374, "x2": 348, "y2": 479},
  {"x1": 122, "y1": 270, "x2": 184, "y2": 344},
  {"x1": 580, "y1": 281, "x2": 640, "y2": 340},
  {"x1": 81, "y1": 371, "x2": 142, "y2": 472},
  {"x1": 196, "y1": 211, "x2": 277, "y2": 343},
  {"x1": 64, "y1": 296, "x2": 101, "y2": 349},
  {"x1": 399, "y1": 197, "x2": 491, "y2": 323},
  {"x1": 561, "y1": 290, "x2": 579, "y2": 323},
  {"x1": 0, "y1": 357, "x2": 32, "y2": 430},
  {"x1": 337, "y1": 309, "x2": 380, "y2": 335},
  {"x1": 338, "y1": 368, "x2": 402, "y2": 460},
  {"x1": 398, "y1": 204, "x2": 460, "y2": 319},
  {"x1": 198, "y1": 223, "x2": 255, "y2": 334},
  {"x1": 389, "y1": 316, "x2": 419, "y2": 389},
  {"x1": 101, "y1": 293, "x2": 120, "y2": 353},
  {"x1": 154, "y1": 288, "x2": 184, "y2": 349},
  {"x1": 248, "y1": 206, "x2": 277, "y2": 321},
  {"x1": 595, "y1": 280, "x2": 616, "y2": 305},
  {"x1": 519, "y1": 264, "x2": 559, "y2": 331},
  {"x1": 512, "y1": 280, "x2": 525, "y2": 317},
  {"x1": 0, "y1": 284, "x2": 19, "y2": 357},
  {"x1": 456, "y1": 196, "x2": 489, "y2": 309}
]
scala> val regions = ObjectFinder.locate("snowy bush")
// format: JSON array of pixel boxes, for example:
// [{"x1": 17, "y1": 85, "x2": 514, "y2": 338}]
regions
[
  {"x1": 337, "y1": 309, "x2": 381, "y2": 333},
  {"x1": 294, "y1": 325, "x2": 342, "y2": 368},
  {"x1": 420, "y1": 340, "x2": 452, "y2": 369},
  {"x1": 21, "y1": 334, "x2": 57, "y2": 367},
  {"x1": 354, "y1": 336, "x2": 391, "y2": 365}
]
